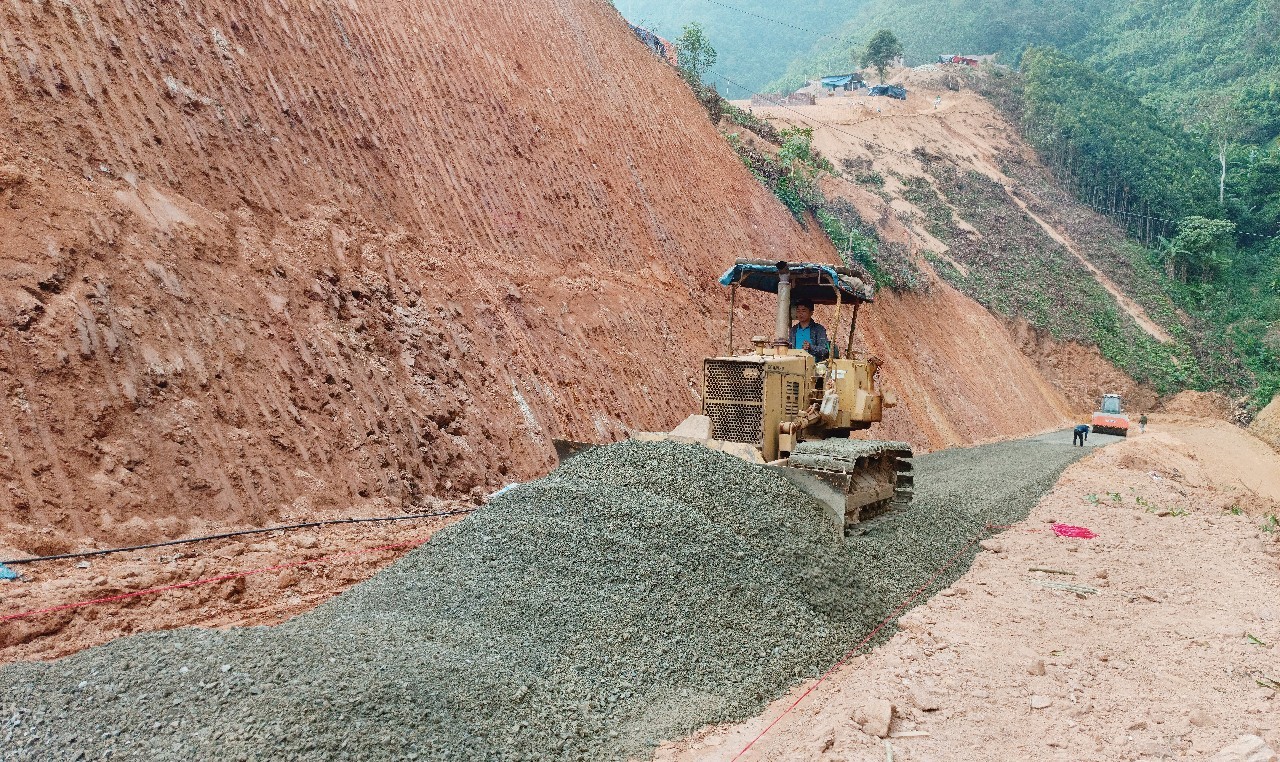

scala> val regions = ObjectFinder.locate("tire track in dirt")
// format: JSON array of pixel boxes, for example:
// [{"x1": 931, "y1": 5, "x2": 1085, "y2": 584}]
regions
[{"x1": 1003, "y1": 187, "x2": 1172, "y2": 343}]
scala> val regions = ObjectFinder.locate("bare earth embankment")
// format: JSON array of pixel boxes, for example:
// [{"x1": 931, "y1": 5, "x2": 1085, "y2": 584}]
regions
[
  {"x1": 662, "y1": 417, "x2": 1280, "y2": 762},
  {"x1": 0, "y1": 0, "x2": 1085, "y2": 662}
]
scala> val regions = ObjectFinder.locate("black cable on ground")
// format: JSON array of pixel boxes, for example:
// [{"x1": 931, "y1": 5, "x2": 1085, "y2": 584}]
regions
[{"x1": 1, "y1": 508, "x2": 476, "y2": 566}]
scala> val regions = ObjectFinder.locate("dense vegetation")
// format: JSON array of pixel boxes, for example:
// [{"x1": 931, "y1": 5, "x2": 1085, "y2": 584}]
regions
[
  {"x1": 973, "y1": 50, "x2": 1280, "y2": 407},
  {"x1": 611, "y1": 0, "x2": 866, "y2": 94},
  {"x1": 917, "y1": 159, "x2": 1250, "y2": 400},
  {"x1": 768, "y1": 0, "x2": 1279, "y2": 104},
  {"x1": 757, "y1": 0, "x2": 1280, "y2": 408},
  {"x1": 767, "y1": 0, "x2": 1109, "y2": 91}
]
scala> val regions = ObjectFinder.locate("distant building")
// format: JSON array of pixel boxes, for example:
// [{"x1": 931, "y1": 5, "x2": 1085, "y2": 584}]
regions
[
  {"x1": 820, "y1": 74, "x2": 865, "y2": 91},
  {"x1": 937, "y1": 54, "x2": 994, "y2": 67}
]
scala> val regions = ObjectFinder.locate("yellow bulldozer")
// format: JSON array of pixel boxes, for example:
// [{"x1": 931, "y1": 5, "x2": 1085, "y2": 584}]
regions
[{"x1": 556, "y1": 259, "x2": 912, "y2": 535}]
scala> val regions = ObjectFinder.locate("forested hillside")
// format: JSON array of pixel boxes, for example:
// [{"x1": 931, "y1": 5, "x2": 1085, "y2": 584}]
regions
[
  {"x1": 613, "y1": 0, "x2": 864, "y2": 93},
  {"x1": 753, "y1": 0, "x2": 1280, "y2": 408},
  {"x1": 622, "y1": 0, "x2": 1277, "y2": 406},
  {"x1": 770, "y1": 0, "x2": 1279, "y2": 109}
]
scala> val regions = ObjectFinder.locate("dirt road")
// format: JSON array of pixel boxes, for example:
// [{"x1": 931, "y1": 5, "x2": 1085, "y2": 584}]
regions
[
  {"x1": 662, "y1": 418, "x2": 1280, "y2": 762},
  {"x1": 5, "y1": 421, "x2": 1274, "y2": 761}
]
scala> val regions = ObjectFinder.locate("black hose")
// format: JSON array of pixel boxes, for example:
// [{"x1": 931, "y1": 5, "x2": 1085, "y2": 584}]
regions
[{"x1": 1, "y1": 508, "x2": 476, "y2": 566}]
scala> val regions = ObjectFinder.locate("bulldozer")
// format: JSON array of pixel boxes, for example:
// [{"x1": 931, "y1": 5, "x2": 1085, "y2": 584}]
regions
[
  {"x1": 1091, "y1": 394, "x2": 1131, "y2": 437},
  {"x1": 555, "y1": 259, "x2": 913, "y2": 536}
]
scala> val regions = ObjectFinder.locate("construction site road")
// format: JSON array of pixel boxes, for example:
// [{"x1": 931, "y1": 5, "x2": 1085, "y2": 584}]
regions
[
  {"x1": 663, "y1": 419, "x2": 1280, "y2": 762},
  {"x1": 0, "y1": 432, "x2": 1098, "y2": 761}
]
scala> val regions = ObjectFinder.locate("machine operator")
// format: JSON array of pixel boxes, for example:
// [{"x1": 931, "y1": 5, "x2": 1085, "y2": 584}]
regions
[{"x1": 790, "y1": 301, "x2": 830, "y2": 361}]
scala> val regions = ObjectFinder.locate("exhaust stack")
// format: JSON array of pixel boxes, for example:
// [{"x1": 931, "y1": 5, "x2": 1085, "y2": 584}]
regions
[{"x1": 774, "y1": 262, "x2": 791, "y2": 347}]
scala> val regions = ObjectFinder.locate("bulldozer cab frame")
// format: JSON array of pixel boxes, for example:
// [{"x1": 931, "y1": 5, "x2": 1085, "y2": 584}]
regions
[
  {"x1": 552, "y1": 258, "x2": 912, "y2": 536},
  {"x1": 719, "y1": 259, "x2": 874, "y2": 359},
  {"x1": 706, "y1": 260, "x2": 891, "y2": 463}
]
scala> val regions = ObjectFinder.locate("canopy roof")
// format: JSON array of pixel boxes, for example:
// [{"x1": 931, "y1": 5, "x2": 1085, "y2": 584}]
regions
[
  {"x1": 820, "y1": 74, "x2": 859, "y2": 88},
  {"x1": 718, "y1": 259, "x2": 874, "y2": 305}
]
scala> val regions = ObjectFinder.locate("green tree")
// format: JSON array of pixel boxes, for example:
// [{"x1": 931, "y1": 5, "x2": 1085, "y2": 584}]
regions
[
  {"x1": 1162, "y1": 216, "x2": 1237, "y2": 283},
  {"x1": 675, "y1": 22, "x2": 717, "y2": 85},
  {"x1": 1186, "y1": 94, "x2": 1246, "y2": 207},
  {"x1": 1011, "y1": 47, "x2": 1214, "y2": 237},
  {"x1": 861, "y1": 29, "x2": 904, "y2": 83}
]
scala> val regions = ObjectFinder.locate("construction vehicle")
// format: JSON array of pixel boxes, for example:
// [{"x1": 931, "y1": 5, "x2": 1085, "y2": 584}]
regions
[
  {"x1": 1091, "y1": 394, "x2": 1131, "y2": 436},
  {"x1": 554, "y1": 259, "x2": 912, "y2": 535}
]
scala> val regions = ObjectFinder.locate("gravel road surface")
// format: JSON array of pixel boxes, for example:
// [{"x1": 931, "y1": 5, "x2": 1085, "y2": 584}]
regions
[{"x1": 0, "y1": 435, "x2": 1089, "y2": 761}]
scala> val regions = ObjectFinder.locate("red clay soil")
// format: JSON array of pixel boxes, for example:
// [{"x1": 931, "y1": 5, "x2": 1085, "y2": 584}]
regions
[
  {"x1": 1006, "y1": 317, "x2": 1160, "y2": 416},
  {"x1": 1157, "y1": 390, "x2": 1240, "y2": 421},
  {"x1": 0, "y1": 511, "x2": 465, "y2": 664},
  {"x1": 852, "y1": 278, "x2": 1075, "y2": 450},
  {"x1": 0, "y1": 0, "x2": 1086, "y2": 567},
  {"x1": 1, "y1": 0, "x2": 842, "y2": 559}
]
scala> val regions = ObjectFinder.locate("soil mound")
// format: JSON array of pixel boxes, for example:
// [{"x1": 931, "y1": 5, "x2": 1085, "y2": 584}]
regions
[
  {"x1": 0, "y1": 438, "x2": 1085, "y2": 760},
  {"x1": 1157, "y1": 390, "x2": 1236, "y2": 420},
  {"x1": 1250, "y1": 395, "x2": 1280, "y2": 453}
]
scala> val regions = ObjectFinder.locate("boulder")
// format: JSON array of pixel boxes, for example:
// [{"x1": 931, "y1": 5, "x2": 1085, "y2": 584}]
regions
[
  {"x1": 1210, "y1": 735, "x2": 1278, "y2": 762},
  {"x1": 853, "y1": 699, "x2": 894, "y2": 738}
]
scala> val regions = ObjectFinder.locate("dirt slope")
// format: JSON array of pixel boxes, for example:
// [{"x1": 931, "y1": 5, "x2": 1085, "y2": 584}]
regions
[
  {"x1": 732, "y1": 69, "x2": 1163, "y2": 415},
  {"x1": 851, "y1": 281, "x2": 1074, "y2": 449},
  {"x1": 663, "y1": 422, "x2": 1280, "y2": 761},
  {"x1": 0, "y1": 0, "x2": 841, "y2": 556},
  {"x1": 0, "y1": 4, "x2": 1097, "y2": 560},
  {"x1": 1250, "y1": 395, "x2": 1280, "y2": 453}
]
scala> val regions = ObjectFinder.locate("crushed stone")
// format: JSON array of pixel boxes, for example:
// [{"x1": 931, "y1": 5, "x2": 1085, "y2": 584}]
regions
[{"x1": 0, "y1": 438, "x2": 1085, "y2": 761}]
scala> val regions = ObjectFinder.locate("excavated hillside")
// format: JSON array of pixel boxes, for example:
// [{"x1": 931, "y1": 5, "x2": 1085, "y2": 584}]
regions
[
  {"x1": 0, "y1": 2, "x2": 1088, "y2": 561},
  {"x1": 729, "y1": 66, "x2": 1169, "y2": 422},
  {"x1": 1, "y1": 0, "x2": 848, "y2": 557}
]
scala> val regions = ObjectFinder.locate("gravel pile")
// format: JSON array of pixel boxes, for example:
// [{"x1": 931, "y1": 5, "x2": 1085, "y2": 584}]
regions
[{"x1": 0, "y1": 438, "x2": 1085, "y2": 761}]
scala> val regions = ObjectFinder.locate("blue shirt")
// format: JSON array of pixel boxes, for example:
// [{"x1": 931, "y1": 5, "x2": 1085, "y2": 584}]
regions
[
  {"x1": 793, "y1": 325, "x2": 812, "y2": 352},
  {"x1": 789, "y1": 321, "x2": 830, "y2": 360}
]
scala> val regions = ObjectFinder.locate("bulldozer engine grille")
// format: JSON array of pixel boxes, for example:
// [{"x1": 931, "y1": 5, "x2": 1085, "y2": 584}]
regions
[
  {"x1": 784, "y1": 380, "x2": 802, "y2": 417},
  {"x1": 703, "y1": 360, "x2": 764, "y2": 444}
]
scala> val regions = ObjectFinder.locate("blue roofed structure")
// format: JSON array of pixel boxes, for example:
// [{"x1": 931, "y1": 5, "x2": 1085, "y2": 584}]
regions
[{"x1": 820, "y1": 74, "x2": 863, "y2": 91}]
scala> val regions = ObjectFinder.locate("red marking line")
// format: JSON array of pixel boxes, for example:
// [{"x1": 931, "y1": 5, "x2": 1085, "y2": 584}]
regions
[
  {"x1": 1052, "y1": 523, "x2": 1097, "y2": 539},
  {"x1": 1, "y1": 538, "x2": 428, "y2": 624},
  {"x1": 731, "y1": 526, "x2": 1003, "y2": 761}
]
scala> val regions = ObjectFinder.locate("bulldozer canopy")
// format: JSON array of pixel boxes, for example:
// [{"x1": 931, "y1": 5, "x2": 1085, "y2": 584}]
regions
[{"x1": 718, "y1": 260, "x2": 874, "y2": 305}]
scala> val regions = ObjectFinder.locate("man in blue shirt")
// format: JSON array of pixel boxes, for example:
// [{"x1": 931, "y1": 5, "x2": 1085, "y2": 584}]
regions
[
  {"x1": 789, "y1": 301, "x2": 830, "y2": 360},
  {"x1": 1073, "y1": 424, "x2": 1090, "y2": 447}
]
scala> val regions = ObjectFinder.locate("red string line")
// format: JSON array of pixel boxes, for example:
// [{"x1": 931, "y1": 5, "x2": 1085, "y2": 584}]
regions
[{"x1": 730, "y1": 526, "x2": 999, "y2": 761}]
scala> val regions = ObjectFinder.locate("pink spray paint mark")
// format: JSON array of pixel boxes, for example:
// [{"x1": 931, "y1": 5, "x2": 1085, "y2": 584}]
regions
[{"x1": 1052, "y1": 523, "x2": 1096, "y2": 539}]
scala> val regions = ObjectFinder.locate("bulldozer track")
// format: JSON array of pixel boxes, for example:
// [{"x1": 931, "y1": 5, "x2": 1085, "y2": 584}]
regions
[
  {"x1": 786, "y1": 439, "x2": 915, "y2": 530},
  {"x1": 787, "y1": 439, "x2": 914, "y2": 471}
]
